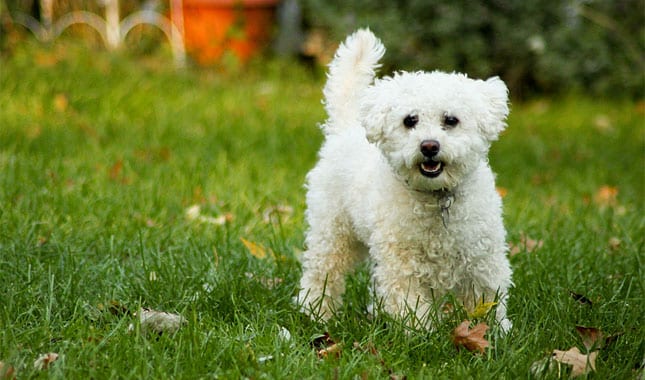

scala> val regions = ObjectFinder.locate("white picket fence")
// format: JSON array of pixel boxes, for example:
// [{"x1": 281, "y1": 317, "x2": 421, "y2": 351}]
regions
[{"x1": 9, "y1": 0, "x2": 186, "y2": 66}]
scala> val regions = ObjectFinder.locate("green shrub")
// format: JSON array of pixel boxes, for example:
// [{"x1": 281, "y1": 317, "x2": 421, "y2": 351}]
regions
[{"x1": 302, "y1": 0, "x2": 644, "y2": 99}]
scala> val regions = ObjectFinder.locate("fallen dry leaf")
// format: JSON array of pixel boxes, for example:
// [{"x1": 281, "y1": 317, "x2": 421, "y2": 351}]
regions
[
  {"x1": 575, "y1": 326, "x2": 604, "y2": 350},
  {"x1": 509, "y1": 232, "x2": 543, "y2": 256},
  {"x1": 133, "y1": 308, "x2": 187, "y2": 334},
  {"x1": 496, "y1": 187, "x2": 508, "y2": 198},
  {"x1": 452, "y1": 320, "x2": 489, "y2": 354},
  {"x1": 109, "y1": 160, "x2": 123, "y2": 180},
  {"x1": 185, "y1": 205, "x2": 231, "y2": 225},
  {"x1": 311, "y1": 332, "x2": 342, "y2": 358},
  {"x1": 318, "y1": 342, "x2": 342, "y2": 359},
  {"x1": 0, "y1": 361, "x2": 15, "y2": 379},
  {"x1": 33, "y1": 353, "x2": 59, "y2": 370},
  {"x1": 593, "y1": 185, "x2": 619, "y2": 208},
  {"x1": 467, "y1": 301, "x2": 498, "y2": 319},
  {"x1": 241, "y1": 238, "x2": 269, "y2": 259},
  {"x1": 53, "y1": 93, "x2": 69, "y2": 112},
  {"x1": 552, "y1": 347, "x2": 597, "y2": 377}
]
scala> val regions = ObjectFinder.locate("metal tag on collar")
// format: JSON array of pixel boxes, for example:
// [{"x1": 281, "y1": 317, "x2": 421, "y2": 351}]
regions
[{"x1": 439, "y1": 192, "x2": 454, "y2": 228}]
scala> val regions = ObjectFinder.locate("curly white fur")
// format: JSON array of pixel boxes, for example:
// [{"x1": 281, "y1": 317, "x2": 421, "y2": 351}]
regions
[{"x1": 297, "y1": 29, "x2": 513, "y2": 332}]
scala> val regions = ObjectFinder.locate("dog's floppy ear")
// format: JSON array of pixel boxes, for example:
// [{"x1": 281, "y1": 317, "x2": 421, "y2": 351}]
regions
[
  {"x1": 360, "y1": 87, "x2": 389, "y2": 144},
  {"x1": 477, "y1": 76, "x2": 510, "y2": 141}
]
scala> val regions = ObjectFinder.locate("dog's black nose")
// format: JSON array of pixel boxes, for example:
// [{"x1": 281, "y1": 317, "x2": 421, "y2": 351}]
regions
[{"x1": 420, "y1": 140, "x2": 440, "y2": 157}]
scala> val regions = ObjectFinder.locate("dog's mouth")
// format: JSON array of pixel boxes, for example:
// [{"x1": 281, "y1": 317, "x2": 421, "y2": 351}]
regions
[{"x1": 419, "y1": 159, "x2": 444, "y2": 178}]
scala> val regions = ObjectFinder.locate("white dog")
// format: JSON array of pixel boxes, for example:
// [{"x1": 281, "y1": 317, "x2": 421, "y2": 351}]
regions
[{"x1": 297, "y1": 29, "x2": 513, "y2": 332}]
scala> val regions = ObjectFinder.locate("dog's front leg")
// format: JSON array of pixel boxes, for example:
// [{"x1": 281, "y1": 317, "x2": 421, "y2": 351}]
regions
[
  {"x1": 297, "y1": 230, "x2": 366, "y2": 321},
  {"x1": 371, "y1": 245, "x2": 433, "y2": 330},
  {"x1": 461, "y1": 260, "x2": 513, "y2": 334}
]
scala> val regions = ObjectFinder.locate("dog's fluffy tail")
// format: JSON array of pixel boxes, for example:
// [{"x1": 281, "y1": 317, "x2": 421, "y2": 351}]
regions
[{"x1": 321, "y1": 29, "x2": 385, "y2": 135}]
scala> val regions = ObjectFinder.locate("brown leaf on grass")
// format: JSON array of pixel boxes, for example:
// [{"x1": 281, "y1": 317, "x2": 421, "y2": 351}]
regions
[
  {"x1": 509, "y1": 232, "x2": 543, "y2": 256},
  {"x1": 0, "y1": 361, "x2": 16, "y2": 379},
  {"x1": 317, "y1": 342, "x2": 342, "y2": 359},
  {"x1": 452, "y1": 320, "x2": 489, "y2": 354},
  {"x1": 593, "y1": 185, "x2": 619, "y2": 208},
  {"x1": 575, "y1": 326, "x2": 604, "y2": 350},
  {"x1": 552, "y1": 347, "x2": 597, "y2": 377},
  {"x1": 108, "y1": 160, "x2": 131, "y2": 184},
  {"x1": 33, "y1": 353, "x2": 59, "y2": 370},
  {"x1": 109, "y1": 160, "x2": 123, "y2": 180},
  {"x1": 53, "y1": 93, "x2": 69, "y2": 112},
  {"x1": 575, "y1": 326, "x2": 624, "y2": 350},
  {"x1": 496, "y1": 187, "x2": 508, "y2": 198},
  {"x1": 240, "y1": 238, "x2": 271, "y2": 259},
  {"x1": 569, "y1": 291, "x2": 593, "y2": 306},
  {"x1": 311, "y1": 332, "x2": 341, "y2": 358}
]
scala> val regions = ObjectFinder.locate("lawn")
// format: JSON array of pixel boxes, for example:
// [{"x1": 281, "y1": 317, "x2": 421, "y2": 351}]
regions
[{"x1": 0, "y1": 41, "x2": 643, "y2": 379}]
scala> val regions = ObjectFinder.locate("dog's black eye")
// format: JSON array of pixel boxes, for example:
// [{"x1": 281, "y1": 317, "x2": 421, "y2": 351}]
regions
[
  {"x1": 443, "y1": 115, "x2": 459, "y2": 127},
  {"x1": 403, "y1": 114, "x2": 418, "y2": 128}
]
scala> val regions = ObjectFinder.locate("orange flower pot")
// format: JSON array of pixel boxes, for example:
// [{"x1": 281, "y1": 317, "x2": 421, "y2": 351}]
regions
[{"x1": 182, "y1": 0, "x2": 280, "y2": 65}]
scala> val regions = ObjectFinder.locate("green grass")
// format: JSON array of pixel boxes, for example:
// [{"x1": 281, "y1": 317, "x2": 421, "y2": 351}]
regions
[{"x1": 1, "y1": 40, "x2": 643, "y2": 379}]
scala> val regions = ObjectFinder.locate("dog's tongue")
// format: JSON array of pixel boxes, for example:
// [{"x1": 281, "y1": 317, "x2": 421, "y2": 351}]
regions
[
  {"x1": 420, "y1": 160, "x2": 444, "y2": 177},
  {"x1": 421, "y1": 161, "x2": 441, "y2": 173}
]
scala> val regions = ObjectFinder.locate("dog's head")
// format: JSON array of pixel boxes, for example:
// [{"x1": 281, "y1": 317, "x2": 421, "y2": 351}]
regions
[{"x1": 359, "y1": 71, "x2": 509, "y2": 192}]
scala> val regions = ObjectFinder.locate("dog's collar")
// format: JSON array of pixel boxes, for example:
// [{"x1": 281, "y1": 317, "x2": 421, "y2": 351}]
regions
[{"x1": 412, "y1": 188, "x2": 455, "y2": 228}]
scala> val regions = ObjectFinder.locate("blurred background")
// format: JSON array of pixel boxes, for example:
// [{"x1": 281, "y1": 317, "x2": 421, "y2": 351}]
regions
[{"x1": 2, "y1": 0, "x2": 643, "y2": 99}]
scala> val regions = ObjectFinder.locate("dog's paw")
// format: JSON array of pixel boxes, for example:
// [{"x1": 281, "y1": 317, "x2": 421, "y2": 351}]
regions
[{"x1": 498, "y1": 318, "x2": 513, "y2": 335}]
